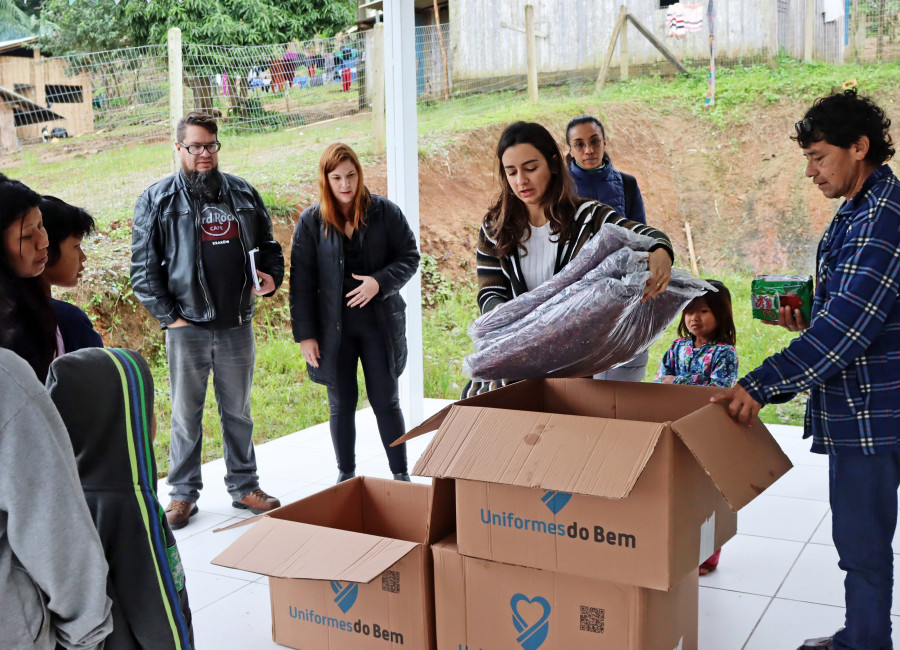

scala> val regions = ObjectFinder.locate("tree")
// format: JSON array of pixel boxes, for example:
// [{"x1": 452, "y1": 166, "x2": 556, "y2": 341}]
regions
[
  {"x1": 124, "y1": 0, "x2": 355, "y2": 47},
  {"x1": 124, "y1": 0, "x2": 355, "y2": 113},
  {"x1": 0, "y1": 0, "x2": 41, "y2": 41},
  {"x1": 37, "y1": 0, "x2": 356, "y2": 114},
  {"x1": 37, "y1": 0, "x2": 132, "y2": 55}
]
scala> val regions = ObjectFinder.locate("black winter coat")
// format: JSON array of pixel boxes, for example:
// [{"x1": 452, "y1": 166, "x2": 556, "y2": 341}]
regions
[{"x1": 289, "y1": 193, "x2": 420, "y2": 388}]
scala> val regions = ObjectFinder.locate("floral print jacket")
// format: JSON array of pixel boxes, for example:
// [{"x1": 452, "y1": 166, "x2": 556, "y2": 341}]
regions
[{"x1": 654, "y1": 337, "x2": 738, "y2": 388}]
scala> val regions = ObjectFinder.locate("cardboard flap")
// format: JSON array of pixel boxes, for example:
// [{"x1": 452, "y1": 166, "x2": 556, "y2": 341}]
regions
[
  {"x1": 211, "y1": 516, "x2": 419, "y2": 582},
  {"x1": 671, "y1": 404, "x2": 793, "y2": 511},
  {"x1": 393, "y1": 380, "x2": 546, "y2": 446},
  {"x1": 412, "y1": 405, "x2": 664, "y2": 499},
  {"x1": 394, "y1": 404, "x2": 451, "y2": 445}
]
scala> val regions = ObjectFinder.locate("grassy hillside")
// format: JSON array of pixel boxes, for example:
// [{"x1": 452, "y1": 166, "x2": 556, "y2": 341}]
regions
[{"x1": 6, "y1": 57, "x2": 898, "y2": 471}]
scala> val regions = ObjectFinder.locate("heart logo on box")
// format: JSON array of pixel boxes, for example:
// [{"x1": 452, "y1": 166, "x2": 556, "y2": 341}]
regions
[
  {"x1": 330, "y1": 581, "x2": 359, "y2": 613},
  {"x1": 540, "y1": 490, "x2": 572, "y2": 514},
  {"x1": 510, "y1": 593, "x2": 551, "y2": 650}
]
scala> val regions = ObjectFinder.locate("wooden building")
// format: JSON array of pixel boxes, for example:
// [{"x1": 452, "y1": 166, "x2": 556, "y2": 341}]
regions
[
  {"x1": 0, "y1": 36, "x2": 94, "y2": 151},
  {"x1": 358, "y1": 1, "x2": 844, "y2": 85}
]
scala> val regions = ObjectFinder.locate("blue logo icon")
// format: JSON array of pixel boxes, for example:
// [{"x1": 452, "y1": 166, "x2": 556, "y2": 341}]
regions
[
  {"x1": 510, "y1": 593, "x2": 551, "y2": 650},
  {"x1": 540, "y1": 490, "x2": 572, "y2": 514},
  {"x1": 330, "y1": 581, "x2": 358, "y2": 613}
]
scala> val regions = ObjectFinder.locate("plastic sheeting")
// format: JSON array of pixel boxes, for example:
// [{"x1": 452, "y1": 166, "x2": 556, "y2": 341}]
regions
[{"x1": 464, "y1": 224, "x2": 711, "y2": 381}]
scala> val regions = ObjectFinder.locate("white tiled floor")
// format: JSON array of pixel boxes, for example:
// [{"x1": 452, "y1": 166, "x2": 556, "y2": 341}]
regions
[{"x1": 170, "y1": 411, "x2": 900, "y2": 649}]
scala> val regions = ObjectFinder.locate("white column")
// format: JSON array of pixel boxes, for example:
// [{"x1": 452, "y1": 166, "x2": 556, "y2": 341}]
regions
[{"x1": 384, "y1": 0, "x2": 425, "y2": 427}]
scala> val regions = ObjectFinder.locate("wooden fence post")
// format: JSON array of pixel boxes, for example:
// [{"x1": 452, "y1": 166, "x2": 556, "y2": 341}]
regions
[
  {"x1": 526, "y1": 4, "x2": 538, "y2": 103},
  {"x1": 596, "y1": 6, "x2": 627, "y2": 92},
  {"x1": 804, "y1": 0, "x2": 815, "y2": 61},
  {"x1": 620, "y1": 9, "x2": 629, "y2": 81},
  {"x1": 167, "y1": 27, "x2": 183, "y2": 173}
]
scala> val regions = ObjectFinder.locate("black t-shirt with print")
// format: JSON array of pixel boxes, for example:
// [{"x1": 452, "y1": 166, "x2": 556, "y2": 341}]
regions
[{"x1": 197, "y1": 201, "x2": 246, "y2": 329}]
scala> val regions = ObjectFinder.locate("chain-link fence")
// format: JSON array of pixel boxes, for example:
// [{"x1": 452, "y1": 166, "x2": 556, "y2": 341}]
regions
[
  {"x1": 181, "y1": 34, "x2": 367, "y2": 134},
  {"x1": 3, "y1": 6, "x2": 900, "y2": 226},
  {"x1": 845, "y1": 0, "x2": 900, "y2": 62}
]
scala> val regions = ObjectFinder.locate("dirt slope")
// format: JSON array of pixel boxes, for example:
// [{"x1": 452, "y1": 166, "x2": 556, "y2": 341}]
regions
[{"x1": 374, "y1": 100, "x2": 842, "y2": 283}]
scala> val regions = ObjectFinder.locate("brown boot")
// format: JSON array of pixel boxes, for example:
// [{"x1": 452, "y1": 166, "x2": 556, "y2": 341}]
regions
[
  {"x1": 165, "y1": 500, "x2": 198, "y2": 530},
  {"x1": 232, "y1": 488, "x2": 281, "y2": 514}
]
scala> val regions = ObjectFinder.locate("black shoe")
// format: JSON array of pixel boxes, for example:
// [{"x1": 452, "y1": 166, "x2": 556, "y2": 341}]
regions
[
  {"x1": 797, "y1": 635, "x2": 834, "y2": 649},
  {"x1": 393, "y1": 472, "x2": 411, "y2": 482},
  {"x1": 337, "y1": 470, "x2": 356, "y2": 484}
]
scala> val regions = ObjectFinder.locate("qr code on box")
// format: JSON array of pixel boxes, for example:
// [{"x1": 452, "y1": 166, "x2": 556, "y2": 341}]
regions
[
  {"x1": 381, "y1": 570, "x2": 400, "y2": 593},
  {"x1": 579, "y1": 605, "x2": 605, "y2": 634}
]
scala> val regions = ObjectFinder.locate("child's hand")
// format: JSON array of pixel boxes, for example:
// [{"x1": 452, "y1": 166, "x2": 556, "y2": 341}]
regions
[{"x1": 661, "y1": 375, "x2": 676, "y2": 384}]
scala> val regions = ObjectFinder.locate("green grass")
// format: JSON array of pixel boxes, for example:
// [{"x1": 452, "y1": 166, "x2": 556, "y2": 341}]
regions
[
  {"x1": 24, "y1": 56, "x2": 898, "y2": 473},
  {"x1": 641, "y1": 271, "x2": 808, "y2": 426}
]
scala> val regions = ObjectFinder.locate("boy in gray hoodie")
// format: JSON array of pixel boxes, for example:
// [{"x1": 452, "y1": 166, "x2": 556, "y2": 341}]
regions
[{"x1": 0, "y1": 348, "x2": 112, "y2": 649}]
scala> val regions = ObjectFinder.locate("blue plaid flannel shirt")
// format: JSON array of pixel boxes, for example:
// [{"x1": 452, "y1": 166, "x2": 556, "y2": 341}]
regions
[{"x1": 739, "y1": 164, "x2": 900, "y2": 455}]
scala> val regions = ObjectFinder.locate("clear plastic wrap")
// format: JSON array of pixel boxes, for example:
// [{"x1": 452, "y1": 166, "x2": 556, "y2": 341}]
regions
[
  {"x1": 463, "y1": 225, "x2": 712, "y2": 381},
  {"x1": 470, "y1": 223, "x2": 659, "y2": 341}
]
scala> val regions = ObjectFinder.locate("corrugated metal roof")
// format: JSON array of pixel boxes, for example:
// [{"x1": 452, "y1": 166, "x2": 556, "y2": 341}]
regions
[{"x1": 0, "y1": 35, "x2": 39, "y2": 55}]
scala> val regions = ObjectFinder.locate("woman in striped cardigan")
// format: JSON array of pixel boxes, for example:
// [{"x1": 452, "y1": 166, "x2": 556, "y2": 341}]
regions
[{"x1": 463, "y1": 121, "x2": 674, "y2": 397}]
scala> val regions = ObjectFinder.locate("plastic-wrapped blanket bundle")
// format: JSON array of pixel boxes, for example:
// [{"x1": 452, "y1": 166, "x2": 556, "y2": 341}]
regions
[{"x1": 463, "y1": 224, "x2": 712, "y2": 381}]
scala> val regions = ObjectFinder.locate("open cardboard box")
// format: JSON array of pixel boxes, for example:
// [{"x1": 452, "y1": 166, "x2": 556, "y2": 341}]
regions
[
  {"x1": 433, "y1": 535, "x2": 698, "y2": 650},
  {"x1": 395, "y1": 378, "x2": 793, "y2": 590},
  {"x1": 211, "y1": 477, "x2": 454, "y2": 649}
]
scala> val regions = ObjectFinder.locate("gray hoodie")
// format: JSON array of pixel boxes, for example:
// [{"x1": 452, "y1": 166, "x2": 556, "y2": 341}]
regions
[{"x1": 0, "y1": 349, "x2": 113, "y2": 649}]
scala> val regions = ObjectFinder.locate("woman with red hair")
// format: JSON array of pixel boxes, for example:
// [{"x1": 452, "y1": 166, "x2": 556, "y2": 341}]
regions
[{"x1": 289, "y1": 143, "x2": 420, "y2": 483}]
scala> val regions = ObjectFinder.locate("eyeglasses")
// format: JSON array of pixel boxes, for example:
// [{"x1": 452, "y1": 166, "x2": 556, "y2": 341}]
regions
[
  {"x1": 178, "y1": 141, "x2": 221, "y2": 155},
  {"x1": 794, "y1": 118, "x2": 814, "y2": 136},
  {"x1": 571, "y1": 136, "x2": 604, "y2": 152}
]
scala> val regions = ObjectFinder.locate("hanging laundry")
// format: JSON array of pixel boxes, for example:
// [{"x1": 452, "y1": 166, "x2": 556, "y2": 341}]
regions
[
  {"x1": 667, "y1": 2, "x2": 706, "y2": 37},
  {"x1": 666, "y1": 4, "x2": 686, "y2": 38},
  {"x1": 823, "y1": 0, "x2": 844, "y2": 23},
  {"x1": 683, "y1": 3, "x2": 706, "y2": 31}
]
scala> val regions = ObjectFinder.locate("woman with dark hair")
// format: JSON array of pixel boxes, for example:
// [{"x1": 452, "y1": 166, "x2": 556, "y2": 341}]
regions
[
  {"x1": 290, "y1": 142, "x2": 420, "y2": 483},
  {"x1": 465, "y1": 121, "x2": 673, "y2": 396},
  {"x1": 565, "y1": 115, "x2": 646, "y2": 224},
  {"x1": 40, "y1": 195, "x2": 103, "y2": 352},
  {"x1": 566, "y1": 115, "x2": 651, "y2": 381},
  {"x1": 0, "y1": 174, "x2": 58, "y2": 381}
]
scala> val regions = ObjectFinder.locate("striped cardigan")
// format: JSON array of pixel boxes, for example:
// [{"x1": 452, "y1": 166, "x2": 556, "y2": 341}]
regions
[
  {"x1": 476, "y1": 200, "x2": 673, "y2": 314},
  {"x1": 464, "y1": 200, "x2": 673, "y2": 397}
]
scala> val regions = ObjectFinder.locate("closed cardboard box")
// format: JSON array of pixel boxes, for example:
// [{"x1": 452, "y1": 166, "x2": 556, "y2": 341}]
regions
[
  {"x1": 212, "y1": 477, "x2": 454, "y2": 649},
  {"x1": 396, "y1": 378, "x2": 792, "y2": 590},
  {"x1": 433, "y1": 536, "x2": 698, "y2": 650}
]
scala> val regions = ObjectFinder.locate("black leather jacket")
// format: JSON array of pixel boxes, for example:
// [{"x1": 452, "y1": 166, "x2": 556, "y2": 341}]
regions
[{"x1": 131, "y1": 172, "x2": 284, "y2": 328}]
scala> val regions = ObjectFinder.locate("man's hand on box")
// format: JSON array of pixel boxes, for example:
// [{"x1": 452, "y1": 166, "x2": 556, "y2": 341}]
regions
[{"x1": 709, "y1": 384, "x2": 762, "y2": 426}]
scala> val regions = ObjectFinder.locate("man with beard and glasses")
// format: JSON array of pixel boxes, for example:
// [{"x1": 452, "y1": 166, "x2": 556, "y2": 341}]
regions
[{"x1": 131, "y1": 111, "x2": 284, "y2": 530}]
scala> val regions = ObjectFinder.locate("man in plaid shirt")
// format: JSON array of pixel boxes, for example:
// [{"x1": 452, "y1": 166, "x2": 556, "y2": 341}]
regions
[{"x1": 714, "y1": 89, "x2": 900, "y2": 650}]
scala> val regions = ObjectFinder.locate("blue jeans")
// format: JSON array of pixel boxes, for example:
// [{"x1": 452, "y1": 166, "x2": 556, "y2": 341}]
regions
[
  {"x1": 830, "y1": 452, "x2": 900, "y2": 650},
  {"x1": 165, "y1": 323, "x2": 259, "y2": 503}
]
